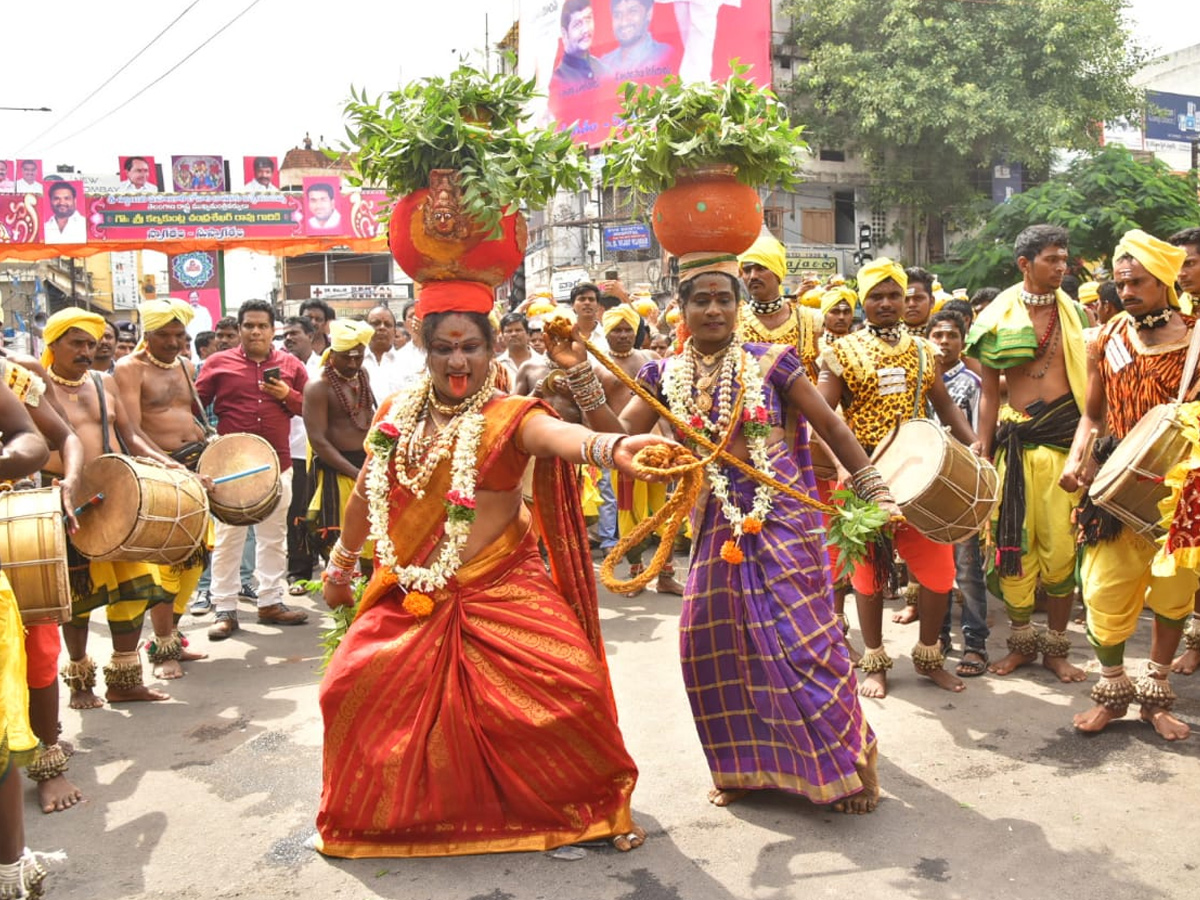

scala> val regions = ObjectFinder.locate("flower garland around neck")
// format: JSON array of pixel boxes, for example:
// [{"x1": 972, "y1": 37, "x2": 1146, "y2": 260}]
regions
[
  {"x1": 664, "y1": 339, "x2": 773, "y2": 566},
  {"x1": 363, "y1": 366, "x2": 494, "y2": 616}
]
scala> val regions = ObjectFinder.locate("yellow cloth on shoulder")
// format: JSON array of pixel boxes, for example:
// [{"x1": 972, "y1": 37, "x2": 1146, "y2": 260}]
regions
[
  {"x1": 964, "y1": 283, "x2": 1087, "y2": 413},
  {"x1": 0, "y1": 571, "x2": 38, "y2": 772}
]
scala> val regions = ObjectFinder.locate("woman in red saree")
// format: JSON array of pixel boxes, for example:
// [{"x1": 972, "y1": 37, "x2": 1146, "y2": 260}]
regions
[{"x1": 316, "y1": 306, "x2": 670, "y2": 859}]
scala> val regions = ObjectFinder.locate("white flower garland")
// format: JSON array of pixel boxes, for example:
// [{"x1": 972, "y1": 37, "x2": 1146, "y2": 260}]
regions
[
  {"x1": 663, "y1": 341, "x2": 775, "y2": 537},
  {"x1": 365, "y1": 368, "x2": 493, "y2": 593}
]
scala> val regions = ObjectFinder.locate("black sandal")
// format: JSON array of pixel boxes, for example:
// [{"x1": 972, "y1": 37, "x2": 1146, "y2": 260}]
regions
[{"x1": 956, "y1": 648, "x2": 988, "y2": 677}]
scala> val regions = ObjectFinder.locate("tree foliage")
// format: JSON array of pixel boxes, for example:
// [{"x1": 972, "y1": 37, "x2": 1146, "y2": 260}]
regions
[
  {"x1": 781, "y1": 0, "x2": 1148, "y2": 256},
  {"x1": 937, "y1": 147, "x2": 1200, "y2": 289}
]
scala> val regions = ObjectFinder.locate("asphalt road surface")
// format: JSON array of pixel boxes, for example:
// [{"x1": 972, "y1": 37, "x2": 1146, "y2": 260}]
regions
[{"x1": 22, "y1": 571, "x2": 1200, "y2": 900}]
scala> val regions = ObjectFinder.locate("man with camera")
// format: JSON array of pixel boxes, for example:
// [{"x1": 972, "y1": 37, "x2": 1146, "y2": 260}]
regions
[{"x1": 194, "y1": 300, "x2": 310, "y2": 640}]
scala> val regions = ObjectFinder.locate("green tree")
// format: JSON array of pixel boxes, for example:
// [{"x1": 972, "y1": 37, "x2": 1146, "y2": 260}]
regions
[
  {"x1": 938, "y1": 146, "x2": 1200, "y2": 288},
  {"x1": 782, "y1": 0, "x2": 1147, "y2": 262}
]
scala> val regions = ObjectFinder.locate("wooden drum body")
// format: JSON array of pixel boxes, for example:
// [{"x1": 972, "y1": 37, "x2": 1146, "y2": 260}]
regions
[
  {"x1": 0, "y1": 486, "x2": 69, "y2": 624},
  {"x1": 71, "y1": 455, "x2": 209, "y2": 566},
  {"x1": 872, "y1": 418, "x2": 999, "y2": 544},
  {"x1": 1090, "y1": 403, "x2": 1190, "y2": 541},
  {"x1": 197, "y1": 433, "x2": 281, "y2": 525}
]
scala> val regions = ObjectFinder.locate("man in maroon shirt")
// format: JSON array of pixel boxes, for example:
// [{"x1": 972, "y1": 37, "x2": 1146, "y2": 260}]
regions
[{"x1": 195, "y1": 300, "x2": 310, "y2": 640}]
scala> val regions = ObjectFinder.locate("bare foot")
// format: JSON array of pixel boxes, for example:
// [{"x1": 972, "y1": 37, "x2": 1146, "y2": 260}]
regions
[
  {"x1": 68, "y1": 689, "x2": 105, "y2": 710},
  {"x1": 654, "y1": 574, "x2": 684, "y2": 596},
  {"x1": 1043, "y1": 655, "x2": 1088, "y2": 683},
  {"x1": 1073, "y1": 703, "x2": 1126, "y2": 733},
  {"x1": 1171, "y1": 647, "x2": 1200, "y2": 675},
  {"x1": 37, "y1": 775, "x2": 83, "y2": 814},
  {"x1": 154, "y1": 659, "x2": 184, "y2": 680},
  {"x1": 919, "y1": 666, "x2": 966, "y2": 692},
  {"x1": 180, "y1": 646, "x2": 208, "y2": 662},
  {"x1": 987, "y1": 650, "x2": 1037, "y2": 676},
  {"x1": 834, "y1": 746, "x2": 880, "y2": 814},
  {"x1": 891, "y1": 604, "x2": 919, "y2": 625},
  {"x1": 858, "y1": 670, "x2": 887, "y2": 699},
  {"x1": 611, "y1": 822, "x2": 647, "y2": 851},
  {"x1": 706, "y1": 787, "x2": 749, "y2": 807},
  {"x1": 106, "y1": 685, "x2": 170, "y2": 703},
  {"x1": 1141, "y1": 706, "x2": 1191, "y2": 741}
]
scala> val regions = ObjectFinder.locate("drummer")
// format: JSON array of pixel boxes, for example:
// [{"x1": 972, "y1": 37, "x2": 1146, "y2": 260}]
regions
[
  {"x1": 965, "y1": 225, "x2": 1090, "y2": 684},
  {"x1": 1061, "y1": 229, "x2": 1197, "y2": 740},
  {"x1": 114, "y1": 297, "x2": 212, "y2": 680},
  {"x1": 40, "y1": 307, "x2": 181, "y2": 710},
  {"x1": 194, "y1": 300, "x2": 310, "y2": 641},
  {"x1": 0, "y1": 350, "x2": 87, "y2": 812},
  {"x1": 816, "y1": 258, "x2": 978, "y2": 699}
]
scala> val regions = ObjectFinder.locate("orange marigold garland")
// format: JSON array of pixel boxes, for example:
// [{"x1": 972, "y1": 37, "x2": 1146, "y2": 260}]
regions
[
  {"x1": 403, "y1": 591, "x2": 436, "y2": 618},
  {"x1": 720, "y1": 540, "x2": 745, "y2": 564}
]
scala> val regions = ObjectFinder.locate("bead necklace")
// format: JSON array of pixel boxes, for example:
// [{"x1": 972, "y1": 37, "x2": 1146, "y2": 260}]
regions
[
  {"x1": 901, "y1": 322, "x2": 928, "y2": 338},
  {"x1": 867, "y1": 323, "x2": 903, "y2": 342},
  {"x1": 610, "y1": 348, "x2": 634, "y2": 359},
  {"x1": 145, "y1": 353, "x2": 179, "y2": 370},
  {"x1": 47, "y1": 368, "x2": 87, "y2": 388},
  {"x1": 749, "y1": 296, "x2": 785, "y2": 317},
  {"x1": 325, "y1": 363, "x2": 374, "y2": 431},
  {"x1": 1021, "y1": 289, "x2": 1057, "y2": 307},
  {"x1": 1023, "y1": 305, "x2": 1060, "y2": 379},
  {"x1": 1134, "y1": 308, "x2": 1173, "y2": 330}
]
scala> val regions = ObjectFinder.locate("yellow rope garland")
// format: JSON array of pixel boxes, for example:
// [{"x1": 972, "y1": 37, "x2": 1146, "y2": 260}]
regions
[{"x1": 556, "y1": 322, "x2": 840, "y2": 592}]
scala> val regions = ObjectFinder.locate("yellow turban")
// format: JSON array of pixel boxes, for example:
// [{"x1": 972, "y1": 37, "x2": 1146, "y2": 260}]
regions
[
  {"x1": 931, "y1": 280, "x2": 952, "y2": 313},
  {"x1": 329, "y1": 320, "x2": 375, "y2": 352},
  {"x1": 140, "y1": 298, "x2": 194, "y2": 334},
  {"x1": 820, "y1": 285, "x2": 858, "y2": 317},
  {"x1": 1113, "y1": 229, "x2": 1187, "y2": 308},
  {"x1": 41, "y1": 307, "x2": 107, "y2": 368},
  {"x1": 602, "y1": 304, "x2": 641, "y2": 335},
  {"x1": 856, "y1": 257, "x2": 907, "y2": 304},
  {"x1": 738, "y1": 234, "x2": 787, "y2": 282},
  {"x1": 1077, "y1": 281, "x2": 1100, "y2": 304}
]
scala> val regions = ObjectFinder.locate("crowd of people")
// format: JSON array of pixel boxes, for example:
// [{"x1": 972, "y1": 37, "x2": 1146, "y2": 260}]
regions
[{"x1": 2, "y1": 219, "x2": 1200, "y2": 889}]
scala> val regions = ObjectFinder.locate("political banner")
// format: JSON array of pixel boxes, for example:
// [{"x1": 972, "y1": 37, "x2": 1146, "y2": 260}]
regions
[
  {"x1": 520, "y1": 0, "x2": 772, "y2": 148},
  {"x1": 603, "y1": 222, "x2": 652, "y2": 252},
  {"x1": 1146, "y1": 90, "x2": 1200, "y2": 145}
]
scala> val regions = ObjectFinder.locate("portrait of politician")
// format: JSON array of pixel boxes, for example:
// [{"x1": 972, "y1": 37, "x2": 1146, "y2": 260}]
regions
[
  {"x1": 305, "y1": 182, "x2": 342, "y2": 232},
  {"x1": 14, "y1": 159, "x2": 42, "y2": 194},
  {"x1": 0, "y1": 161, "x2": 13, "y2": 193},
  {"x1": 116, "y1": 156, "x2": 157, "y2": 193},
  {"x1": 551, "y1": 0, "x2": 610, "y2": 89},
  {"x1": 242, "y1": 156, "x2": 279, "y2": 192},
  {"x1": 43, "y1": 181, "x2": 87, "y2": 244},
  {"x1": 600, "y1": 0, "x2": 677, "y2": 80}
]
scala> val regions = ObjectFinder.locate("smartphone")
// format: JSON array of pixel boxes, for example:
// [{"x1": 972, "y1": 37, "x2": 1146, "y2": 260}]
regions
[{"x1": 263, "y1": 366, "x2": 282, "y2": 384}]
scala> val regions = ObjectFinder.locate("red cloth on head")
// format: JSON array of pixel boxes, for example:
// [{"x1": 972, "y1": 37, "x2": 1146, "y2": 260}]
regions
[{"x1": 416, "y1": 281, "x2": 495, "y2": 317}]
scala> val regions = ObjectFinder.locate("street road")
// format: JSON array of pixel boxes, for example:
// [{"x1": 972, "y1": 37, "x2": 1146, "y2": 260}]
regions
[{"x1": 23, "y1": 570, "x2": 1200, "y2": 900}]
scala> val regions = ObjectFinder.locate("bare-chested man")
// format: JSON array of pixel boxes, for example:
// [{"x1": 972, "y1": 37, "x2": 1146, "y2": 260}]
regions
[
  {"x1": 0, "y1": 348, "x2": 86, "y2": 812},
  {"x1": 91, "y1": 321, "x2": 116, "y2": 374},
  {"x1": 114, "y1": 298, "x2": 211, "y2": 681},
  {"x1": 964, "y1": 225, "x2": 1089, "y2": 683},
  {"x1": 41, "y1": 308, "x2": 182, "y2": 709},
  {"x1": 303, "y1": 321, "x2": 377, "y2": 564},
  {"x1": 596, "y1": 305, "x2": 683, "y2": 595}
]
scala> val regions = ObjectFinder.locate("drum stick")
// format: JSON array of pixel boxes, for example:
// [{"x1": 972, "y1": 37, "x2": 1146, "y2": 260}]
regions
[
  {"x1": 1074, "y1": 428, "x2": 1099, "y2": 479},
  {"x1": 212, "y1": 464, "x2": 271, "y2": 485},
  {"x1": 72, "y1": 492, "x2": 104, "y2": 516}
]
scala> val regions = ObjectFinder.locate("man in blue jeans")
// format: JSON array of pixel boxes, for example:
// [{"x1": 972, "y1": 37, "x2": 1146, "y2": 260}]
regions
[{"x1": 929, "y1": 309, "x2": 991, "y2": 675}]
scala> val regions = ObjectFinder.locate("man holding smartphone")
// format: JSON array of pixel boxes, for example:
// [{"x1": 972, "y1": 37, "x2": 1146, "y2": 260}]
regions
[{"x1": 195, "y1": 300, "x2": 311, "y2": 640}]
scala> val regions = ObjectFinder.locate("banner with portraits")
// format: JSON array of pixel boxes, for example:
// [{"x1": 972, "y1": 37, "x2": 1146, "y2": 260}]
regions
[{"x1": 519, "y1": 0, "x2": 772, "y2": 147}]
